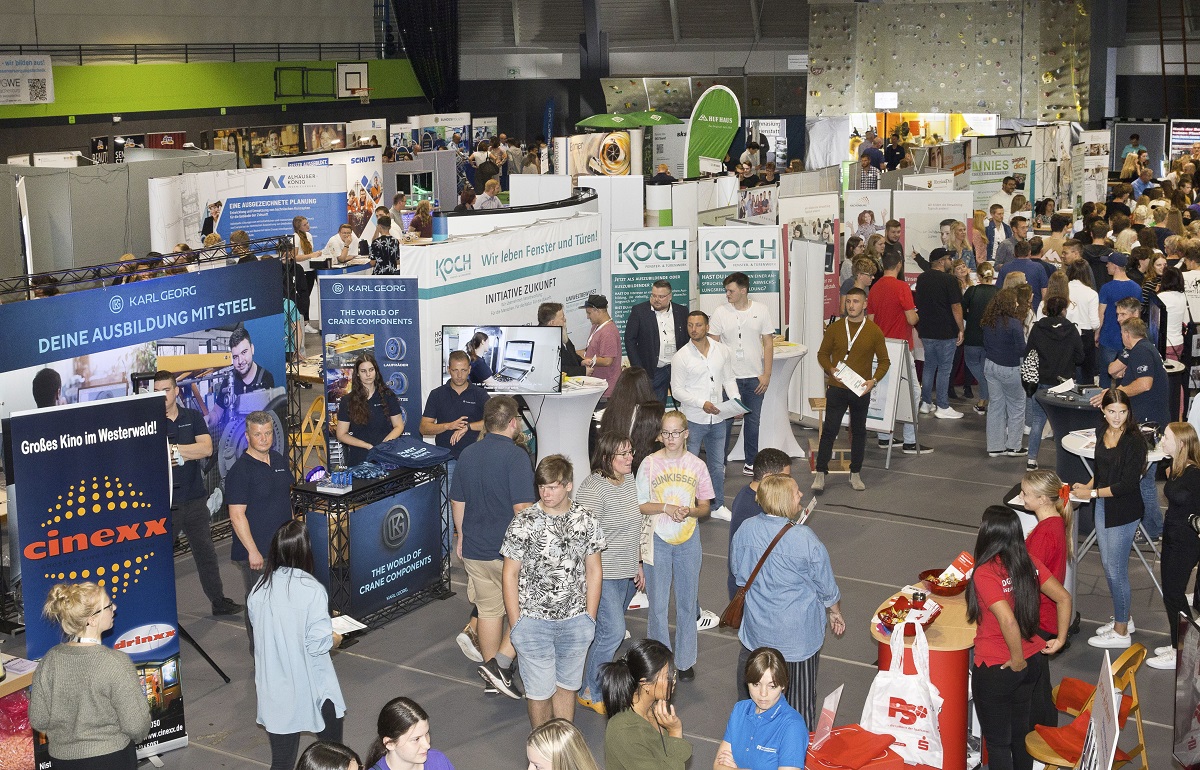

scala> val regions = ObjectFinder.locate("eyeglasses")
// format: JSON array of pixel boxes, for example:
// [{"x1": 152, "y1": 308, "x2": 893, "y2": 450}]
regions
[
  {"x1": 660, "y1": 429, "x2": 685, "y2": 439},
  {"x1": 614, "y1": 449, "x2": 634, "y2": 457},
  {"x1": 91, "y1": 601, "x2": 115, "y2": 616}
]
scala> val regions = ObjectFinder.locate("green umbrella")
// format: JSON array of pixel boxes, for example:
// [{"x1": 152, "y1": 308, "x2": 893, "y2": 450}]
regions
[
  {"x1": 575, "y1": 113, "x2": 634, "y2": 129},
  {"x1": 625, "y1": 110, "x2": 684, "y2": 126}
]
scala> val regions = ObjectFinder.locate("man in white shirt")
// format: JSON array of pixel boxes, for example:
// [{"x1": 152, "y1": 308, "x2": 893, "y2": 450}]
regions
[
  {"x1": 709, "y1": 272, "x2": 775, "y2": 479},
  {"x1": 738, "y1": 142, "x2": 762, "y2": 173},
  {"x1": 671, "y1": 310, "x2": 740, "y2": 520},
  {"x1": 321, "y1": 223, "x2": 359, "y2": 266},
  {"x1": 988, "y1": 176, "x2": 1018, "y2": 219}
]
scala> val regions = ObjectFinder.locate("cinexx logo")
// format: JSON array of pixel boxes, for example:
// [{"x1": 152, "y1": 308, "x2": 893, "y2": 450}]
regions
[
  {"x1": 616, "y1": 239, "x2": 688, "y2": 271},
  {"x1": 702, "y1": 239, "x2": 777, "y2": 269}
]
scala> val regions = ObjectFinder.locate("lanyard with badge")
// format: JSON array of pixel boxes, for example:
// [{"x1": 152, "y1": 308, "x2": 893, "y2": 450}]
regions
[
  {"x1": 843, "y1": 318, "x2": 866, "y2": 361},
  {"x1": 587, "y1": 319, "x2": 611, "y2": 348}
]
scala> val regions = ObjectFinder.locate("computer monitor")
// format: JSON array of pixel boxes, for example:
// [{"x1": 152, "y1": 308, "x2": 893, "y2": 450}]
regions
[{"x1": 441, "y1": 325, "x2": 562, "y2": 394}]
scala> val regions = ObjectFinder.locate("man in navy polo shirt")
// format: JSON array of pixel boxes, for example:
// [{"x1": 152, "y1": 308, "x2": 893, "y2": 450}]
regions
[
  {"x1": 154, "y1": 370, "x2": 241, "y2": 617},
  {"x1": 225, "y1": 410, "x2": 294, "y2": 653},
  {"x1": 450, "y1": 395, "x2": 536, "y2": 700},
  {"x1": 420, "y1": 350, "x2": 490, "y2": 489}
]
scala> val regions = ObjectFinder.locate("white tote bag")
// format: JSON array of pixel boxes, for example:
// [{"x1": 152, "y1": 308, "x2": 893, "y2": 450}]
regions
[{"x1": 859, "y1": 621, "x2": 944, "y2": 766}]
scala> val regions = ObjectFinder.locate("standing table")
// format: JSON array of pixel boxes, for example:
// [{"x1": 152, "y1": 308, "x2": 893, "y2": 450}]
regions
[
  {"x1": 1034, "y1": 390, "x2": 1102, "y2": 487},
  {"x1": 523, "y1": 384, "x2": 607, "y2": 477},
  {"x1": 728, "y1": 343, "x2": 808, "y2": 462},
  {"x1": 1060, "y1": 429, "x2": 1165, "y2": 596},
  {"x1": 870, "y1": 590, "x2": 975, "y2": 770}
]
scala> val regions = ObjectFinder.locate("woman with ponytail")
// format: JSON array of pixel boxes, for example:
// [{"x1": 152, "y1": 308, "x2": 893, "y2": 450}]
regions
[
  {"x1": 30, "y1": 582, "x2": 150, "y2": 769},
  {"x1": 1018, "y1": 469, "x2": 1074, "y2": 727},
  {"x1": 364, "y1": 697, "x2": 453, "y2": 770},
  {"x1": 967, "y1": 506, "x2": 1071, "y2": 770},
  {"x1": 600, "y1": 638, "x2": 691, "y2": 770}
]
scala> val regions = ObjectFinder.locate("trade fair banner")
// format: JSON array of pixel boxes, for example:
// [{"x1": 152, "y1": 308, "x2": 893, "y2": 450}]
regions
[
  {"x1": 0, "y1": 55, "x2": 54, "y2": 105},
  {"x1": 347, "y1": 119, "x2": 388, "y2": 149},
  {"x1": 395, "y1": 214, "x2": 603, "y2": 405},
  {"x1": 841, "y1": 190, "x2": 891, "y2": 248},
  {"x1": 568, "y1": 131, "x2": 634, "y2": 176},
  {"x1": 738, "y1": 186, "x2": 778, "y2": 225},
  {"x1": 148, "y1": 165, "x2": 347, "y2": 253},
  {"x1": 307, "y1": 480, "x2": 441, "y2": 616},
  {"x1": 302, "y1": 123, "x2": 347, "y2": 153},
  {"x1": 970, "y1": 147, "x2": 1035, "y2": 212},
  {"x1": 610, "y1": 228, "x2": 692, "y2": 357},
  {"x1": 263, "y1": 147, "x2": 385, "y2": 240},
  {"x1": 903, "y1": 172, "x2": 955, "y2": 190},
  {"x1": 697, "y1": 225, "x2": 782, "y2": 330},
  {"x1": 892, "y1": 190, "x2": 972, "y2": 278},
  {"x1": 12, "y1": 393, "x2": 187, "y2": 764},
  {"x1": 318, "y1": 275, "x2": 423, "y2": 456},
  {"x1": 652, "y1": 122, "x2": 690, "y2": 180},
  {"x1": 472, "y1": 117, "x2": 498, "y2": 144},
  {"x1": 244, "y1": 124, "x2": 301, "y2": 167},
  {"x1": 1069, "y1": 131, "x2": 1110, "y2": 217},
  {"x1": 684, "y1": 86, "x2": 741, "y2": 178},
  {"x1": 1170, "y1": 119, "x2": 1200, "y2": 161},
  {"x1": 416, "y1": 113, "x2": 471, "y2": 151}
]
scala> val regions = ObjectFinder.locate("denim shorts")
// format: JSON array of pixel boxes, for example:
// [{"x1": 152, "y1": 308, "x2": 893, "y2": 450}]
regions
[{"x1": 509, "y1": 612, "x2": 596, "y2": 700}]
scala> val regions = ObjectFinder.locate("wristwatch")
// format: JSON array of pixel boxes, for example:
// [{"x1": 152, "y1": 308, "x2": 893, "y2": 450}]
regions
[{"x1": 1090, "y1": 489, "x2": 1098, "y2": 499}]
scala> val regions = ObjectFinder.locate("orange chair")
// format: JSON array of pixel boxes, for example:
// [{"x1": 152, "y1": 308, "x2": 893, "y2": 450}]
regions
[
  {"x1": 297, "y1": 396, "x2": 327, "y2": 469},
  {"x1": 1025, "y1": 643, "x2": 1147, "y2": 770}
]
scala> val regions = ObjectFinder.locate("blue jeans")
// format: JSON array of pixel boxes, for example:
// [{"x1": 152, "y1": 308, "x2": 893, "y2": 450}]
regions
[
  {"x1": 509, "y1": 613, "x2": 596, "y2": 701},
  {"x1": 1027, "y1": 386, "x2": 1049, "y2": 463},
  {"x1": 650, "y1": 364, "x2": 672, "y2": 405},
  {"x1": 984, "y1": 360, "x2": 1025, "y2": 453},
  {"x1": 1098, "y1": 344, "x2": 1121, "y2": 388},
  {"x1": 581, "y1": 577, "x2": 637, "y2": 700},
  {"x1": 964, "y1": 345, "x2": 989, "y2": 401},
  {"x1": 921, "y1": 338, "x2": 957, "y2": 409},
  {"x1": 687, "y1": 420, "x2": 727, "y2": 508},
  {"x1": 1095, "y1": 499, "x2": 1140, "y2": 625},
  {"x1": 645, "y1": 532, "x2": 701, "y2": 671},
  {"x1": 1140, "y1": 462, "x2": 1164, "y2": 539},
  {"x1": 729, "y1": 378, "x2": 765, "y2": 465}
]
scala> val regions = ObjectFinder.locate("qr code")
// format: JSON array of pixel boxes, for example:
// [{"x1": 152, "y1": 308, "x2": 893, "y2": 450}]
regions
[{"x1": 28, "y1": 78, "x2": 48, "y2": 102}]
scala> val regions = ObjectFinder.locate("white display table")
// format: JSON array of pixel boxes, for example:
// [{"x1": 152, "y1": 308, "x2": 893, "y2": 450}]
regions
[
  {"x1": 727, "y1": 344, "x2": 807, "y2": 462},
  {"x1": 1061, "y1": 428, "x2": 1164, "y2": 596},
  {"x1": 523, "y1": 384, "x2": 607, "y2": 477}
]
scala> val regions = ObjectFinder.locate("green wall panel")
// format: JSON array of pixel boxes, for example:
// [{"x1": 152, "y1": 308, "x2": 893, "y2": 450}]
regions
[{"x1": 0, "y1": 59, "x2": 423, "y2": 120}]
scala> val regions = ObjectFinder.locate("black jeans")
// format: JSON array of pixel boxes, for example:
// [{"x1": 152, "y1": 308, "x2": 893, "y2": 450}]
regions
[
  {"x1": 1030, "y1": 630, "x2": 1058, "y2": 729},
  {"x1": 267, "y1": 699, "x2": 342, "y2": 770},
  {"x1": 173, "y1": 496, "x2": 226, "y2": 608},
  {"x1": 816, "y1": 385, "x2": 870, "y2": 473},
  {"x1": 972, "y1": 655, "x2": 1043, "y2": 770},
  {"x1": 1077, "y1": 328, "x2": 1096, "y2": 385},
  {"x1": 237, "y1": 561, "x2": 263, "y2": 654},
  {"x1": 1161, "y1": 518, "x2": 1200, "y2": 647},
  {"x1": 54, "y1": 742, "x2": 136, "y2": 770}
]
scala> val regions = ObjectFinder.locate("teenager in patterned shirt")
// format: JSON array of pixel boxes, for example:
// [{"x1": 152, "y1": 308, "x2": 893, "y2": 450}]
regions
[{"x1": 502, "y1": 455, "x2": 605, "y2": 728}]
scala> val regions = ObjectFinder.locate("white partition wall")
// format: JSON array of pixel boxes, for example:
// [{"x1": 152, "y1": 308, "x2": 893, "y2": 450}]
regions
[
  {"x1": 789, "y1": 239, "x2": 830, "y2": 423},
  {"x1": 508, "y1": 174, "x2": 573, "y2": 207},
  {"x1": 583, "y1": 176, "x2": 645, "y2": 298}
]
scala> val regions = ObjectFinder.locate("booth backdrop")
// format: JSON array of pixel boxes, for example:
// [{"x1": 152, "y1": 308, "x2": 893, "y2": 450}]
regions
[
  {"x1": 263, "y1": 147, "x2": 384, "y2": 240},
  {"x1": 610, "y1": 227, "x2": 692, "y2": 358},
  {"x1": 696, "y1": 225, "x2": 783, "y2": 330}
]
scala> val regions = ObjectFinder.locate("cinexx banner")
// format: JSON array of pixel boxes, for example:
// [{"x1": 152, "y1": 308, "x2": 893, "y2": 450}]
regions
[
  {"x1": 610, "y1": 228, "x2": 692, "y2": 356},
  {"x1": 696, "y1": 225, "x2": 782, "y2": 329},
  {"x1": 13, "y1": 393, "x2": 186, "y2": 764}
]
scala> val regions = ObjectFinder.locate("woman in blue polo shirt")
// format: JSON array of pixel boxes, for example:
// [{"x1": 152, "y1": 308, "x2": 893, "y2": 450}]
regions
[
  {"x1": 715, "y1": 647, "x2": 808, "y2": 770},
  {"x1": 335, "y1": 353, "x2": 404, "y2": 467}
]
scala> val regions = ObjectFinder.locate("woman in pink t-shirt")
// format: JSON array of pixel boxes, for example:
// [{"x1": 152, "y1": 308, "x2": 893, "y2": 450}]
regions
[{"x1": 967, "y1": 506, "x2": 1071, "y2": 770}]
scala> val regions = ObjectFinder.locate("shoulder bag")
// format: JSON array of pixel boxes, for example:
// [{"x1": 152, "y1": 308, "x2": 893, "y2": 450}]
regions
[{"x1": 720, "y1": 519, "x2": 795, "y2": 629}]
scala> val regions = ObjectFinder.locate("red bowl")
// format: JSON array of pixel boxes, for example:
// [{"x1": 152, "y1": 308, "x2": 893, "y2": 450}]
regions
[
  {"x1": 877, "y1": 603, "x2": 940, "y2": 636},
  {"x1": 919, "y1": 568, "x2": 969, "y2": 596}
]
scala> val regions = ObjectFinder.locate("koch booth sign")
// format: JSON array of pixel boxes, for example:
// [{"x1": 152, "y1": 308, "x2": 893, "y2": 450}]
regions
[
  {"x1": 610, "y1": 228, "x2": 692, "y2": 356},
  {"x1": 696, "y1": 225, "x2": 782, "y2": 328}
]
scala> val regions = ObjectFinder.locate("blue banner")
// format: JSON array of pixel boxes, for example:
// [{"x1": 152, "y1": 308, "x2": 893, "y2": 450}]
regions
[
  {"x1": 318, "y1": 275, "x2": 422, "y2": 453},
  {"x1": 215, "y1": 191, "x2": 345, "y2": 249},
  {"x1": 11, "y1": 393, "x2": 187, "y2": 762},
  {"x1": 350, "y1": 481, "x2": 440, "y2": 615}
]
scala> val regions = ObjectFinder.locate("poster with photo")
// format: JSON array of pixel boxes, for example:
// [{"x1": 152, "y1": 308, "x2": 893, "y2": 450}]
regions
[
  {"x1": 841, "y1": 189, "x2": 891, "y2": 253},
  {"x1": 738, "y1": 186, "x2": 778, "y2": 224},
  {"x1": 264, "y1": 147, "x2": 385, "y2": 239},
  {"x1": 245, "y1": 124, "x2": 301, "y2": 167},
  {"x1": 473, "y1": 117, "x2": 497, "y2": 143},
  {"x1": 568, "y1": 132, "x2": 633, "y2": 176},
  {"x1": 892, "y1": 190, "x2": 972, "y2": 278},
  {"x1": 303, "y1": 123, "x2": 347, "y2": 153},
  {"x1": 210, "y1": 127, "x2": 248, "y2": 167},
  {"x1": 347, "y1": 118, "x2": 388, "y2": 149},
  {"x1": 778, "y1": 192, "x2": 840, "y2": 294}
]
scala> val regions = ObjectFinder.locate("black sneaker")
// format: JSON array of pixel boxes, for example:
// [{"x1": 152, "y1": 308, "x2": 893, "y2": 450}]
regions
[
  {"x1": 677, "y1": 666, "x2": 695, "y2": 681},
  {"x1": 1027, "y1": 459, "x2": 1039, "y2": 470},
  {"x1": 972, "y1": 403, "x2": 987, "y2": 415},
  {"x1": 742, "y1": 464, "x2": 754, "y2": 477},
  {"x1": 878, "y1": 438, "x2": 891, "y2": 448},
  {"x1": 478, "y1": 658, "x2": 523, "y2": 699},
  {"x1": 902, "y1": 443, "x2": 933, "y2": 454},
  {"x1": 212, "y1": 598, "x2": 243, "y2": 616},
  {"x1": 1004, "y1": 448, "x2": 1026, "y2": 457}
]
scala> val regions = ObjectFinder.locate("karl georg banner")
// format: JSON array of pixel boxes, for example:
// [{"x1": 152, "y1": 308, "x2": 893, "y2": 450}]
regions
[
  {"x1": 263, "y1": 147, "x2": 385, "y2": 241},
  {"x1": 307, "y1": 480, "x2": 441, "y2": 616},
  {"x1": 318, "y1": 275, "x2": 423, "y2": 453},
  {"x1": 610, "y1": 228, "x2": 692, "y2": 357},
  {"x1": 13, "y1": 393, "x2": 187, "y2": 764},
  {"x1": 697, "y1": 225, "x2": 782, "y2": 330},
  {"x1": 685, "y1": 85, "x2": 741, "y2": 178},
  {"x1": 148, "y1": 165, "x2": 347, "y2": 254},
  {"x1": 397, "y1": 214, "x2": 603, "y2": 405}
]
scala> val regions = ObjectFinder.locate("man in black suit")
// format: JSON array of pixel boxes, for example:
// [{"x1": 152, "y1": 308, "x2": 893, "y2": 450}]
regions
[{"x1": 624, "y1": 279, "x2": 689, "y2": 403}]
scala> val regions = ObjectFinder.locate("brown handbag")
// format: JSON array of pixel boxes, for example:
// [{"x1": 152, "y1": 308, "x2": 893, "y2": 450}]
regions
[{"x1": 720, "y1": 519, "x2": 796, "y2": 629}]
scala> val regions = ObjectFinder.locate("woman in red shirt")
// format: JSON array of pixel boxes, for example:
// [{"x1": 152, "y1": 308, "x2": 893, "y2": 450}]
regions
[
  {"x1": 1018, "y1": 470, "x2": 1074, "y2": 729},
  {"x1": 968, "y1": 505, "x2": 1072, "y2": 770}
]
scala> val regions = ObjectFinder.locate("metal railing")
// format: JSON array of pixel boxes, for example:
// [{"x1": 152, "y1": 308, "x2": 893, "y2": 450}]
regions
[{"x1": 0, "y1": 43, "x2": 393, "y2": 65}]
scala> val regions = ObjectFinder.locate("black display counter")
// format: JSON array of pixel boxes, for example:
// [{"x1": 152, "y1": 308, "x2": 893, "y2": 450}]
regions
[
  {"x1": 292, "y1": 465, "x2": 453, "y2": 630},
  {"x1": 1035, "y1": 390, "x2": 1099, "y2": 487}
]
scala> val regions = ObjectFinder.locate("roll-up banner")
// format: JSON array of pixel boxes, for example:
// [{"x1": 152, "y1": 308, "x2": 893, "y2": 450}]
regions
[
  {"x1": 738, "y1": 186, "x2": 778, "y2": 224},
  {"x1": 697, "y1": 225, "x2": 782, "y2": 330},
  {"x1": 841, "y1": 190, "x2": 891, "y2": 251},
  {"x1": 473, "y1": 117, "x2": 498, "y2": 143},
  {"x1": 13, "y1": 393, "x2": 187, "y2": 765},
  {"x1": 969, "y1": 148, "x2": 1035, "y2": 213},
  {"x1": 264, "y1": 148, "x2": 384, "y2": 241},
  {"x1": 892, "y1": 190, "x2": 973, "y2": 278},
  {"x1": 611, "y1": 228, "x2": 692, "y2": 357},
  {"x1": 685, "y1": 86, "x2": 741, "y2": 178},
  {"x1": 396, "y1": 214, "x2": 603, "y2": 405},
  {"x1": 1068, "y1": 131, "x2": 1110, "y2": 217},
  {"x1": 148, "y1": 165, "x2": 347, "y2": 253},
  {"x1": 318, "y1": 275, "x2": 423, "y2": 455}
]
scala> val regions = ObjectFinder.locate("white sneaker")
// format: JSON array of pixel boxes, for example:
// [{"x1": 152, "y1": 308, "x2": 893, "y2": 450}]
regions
[
  {"x1": 1155, "y1": 644, "x2": 1175, "y2": 657},
  {"x1": 934, "y1": 407, "x2": 964, "y2": 419},
  {"x1": 697, "y1": 608, "x2": 720, "y2": 631},
  {"x1": 626, "y1": 591, "x2": 649, "y2": 610},
  {"x1": 710, "y1": 506, "x2": 733, "y2": 521},
  {"x1": 1146, "y1": 649, "x2": 1177, "y2": 670},
  {"x1": 919, "y1": 402, "x2": 934, "y2": 414},
  {"x1": 811, "y1": 472, "x2": 826, "y2": 492},
  {"x1": 304, "y1": 323, "x2": 320, "y2": 334},
  {"x1": 1096, "y1": 616, "x2": 1135, "y2": 635},
  {"x1": 1087, "y1": 628, "x2": 1132, "y2": 649}
]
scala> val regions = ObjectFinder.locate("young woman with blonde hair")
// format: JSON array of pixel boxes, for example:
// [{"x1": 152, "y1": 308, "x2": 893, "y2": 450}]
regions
[
  {"x1": 1149, "y1": 422, "x2": 1200, "y2": 669},
  {"x1": 526, "y1": 719, "x2": 601, "y2": 770}
]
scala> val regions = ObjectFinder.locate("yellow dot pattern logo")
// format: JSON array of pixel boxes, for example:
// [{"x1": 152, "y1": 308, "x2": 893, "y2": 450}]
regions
[
  {"x1": 42, "y1": 475, "x2": 150, "y2": 528},
  {"x1": 44, "y1": 551, "x2": 155, "y2": 597}
]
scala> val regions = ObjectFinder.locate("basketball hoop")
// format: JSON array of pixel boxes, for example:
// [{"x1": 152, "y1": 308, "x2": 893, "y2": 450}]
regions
[{"x1": 351, "y1": 88, "x2": 374, "y2": 105}]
